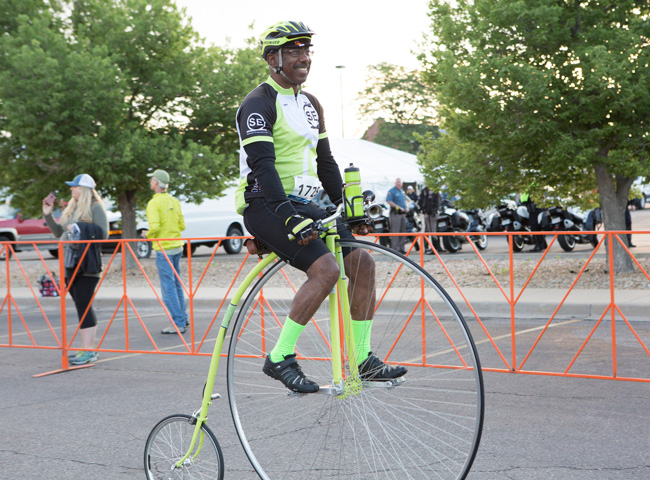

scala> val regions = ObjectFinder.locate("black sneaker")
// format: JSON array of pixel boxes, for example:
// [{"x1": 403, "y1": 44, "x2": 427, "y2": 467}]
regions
[
  {"x1": 358, "y1": 352, "x2": 407, "y2": 381},
  {"x1": 263, "y1": 354, "x2": 319, "y2": 393}
]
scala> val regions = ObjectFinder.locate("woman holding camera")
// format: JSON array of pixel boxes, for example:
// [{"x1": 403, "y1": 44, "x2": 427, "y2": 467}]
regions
[{"x1": 42, "y1": 174, "x2": 108, "y2": 365}]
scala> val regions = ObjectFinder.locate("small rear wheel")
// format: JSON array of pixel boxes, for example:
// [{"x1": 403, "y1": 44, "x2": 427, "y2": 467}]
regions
[{"x1": 144, "y1": 414, "x2": 224, "y2": 480}]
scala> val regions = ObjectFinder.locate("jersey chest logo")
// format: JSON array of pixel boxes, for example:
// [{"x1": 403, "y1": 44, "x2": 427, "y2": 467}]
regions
[{"x1": 303, "y1": 102, "x2": 319, "y2": 129}]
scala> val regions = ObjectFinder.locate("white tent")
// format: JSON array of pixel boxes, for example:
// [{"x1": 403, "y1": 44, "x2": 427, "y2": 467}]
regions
[{"x1": 329, "y1": 138, "x2": 424, "y2": 203}]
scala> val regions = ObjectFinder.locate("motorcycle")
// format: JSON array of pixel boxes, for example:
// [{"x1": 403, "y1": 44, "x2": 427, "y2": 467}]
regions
[
  {"x1": 486, "y1": 200, "x2": 542, "y2": 252},
  {"x1": 372, "y1": 201, "x2": 423, "y2": 250},
  {"x1": 436, "y1": 201, "x2": 488, "y2": 253},
  {"x1": 539, "y1": 206, "x2": 593, "y2": 251},
  {"x1": 464, "y1": 208, "x2": 489, "y2": 250}
]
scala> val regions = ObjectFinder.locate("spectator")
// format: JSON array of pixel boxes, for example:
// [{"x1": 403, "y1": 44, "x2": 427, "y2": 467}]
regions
[
  {"x1": 418, "y1": 186, "x2": 441, "y2": 254},
  {"x1": 42, "y1": 174, "x2": 108, "y2": 365},
  {"x1": 406, "y1": 185, "x2": 418, "y2": 203},
  {"x1": 386, "y1": 178, "x2": 408, "y2": 254},
  {"x1": 144, "y1": 169, "x2": 188, "y2": 334},
  {"x1": 626, "y1": 200, "x2": 636, "y2": 248}
]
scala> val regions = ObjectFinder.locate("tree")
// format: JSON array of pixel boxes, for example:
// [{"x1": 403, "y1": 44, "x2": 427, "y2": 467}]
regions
[
  {"x1": 418, "y1": 0, "x2": 650, "y2": 271},
  {"x1": 358, "y1": 63, "x2": 439, "y2": 153},
  {"x1": 0, "y1": 0, "x2": 266, "y2": 243}
]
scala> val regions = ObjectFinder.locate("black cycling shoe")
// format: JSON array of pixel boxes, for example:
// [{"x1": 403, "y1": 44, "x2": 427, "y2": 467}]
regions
[
  {"x1": 358, "y1": 352, "x2": 408, "y2": 381},
  {"x1": 263, "y1": 354, "x2": 319, "y2": 393}
]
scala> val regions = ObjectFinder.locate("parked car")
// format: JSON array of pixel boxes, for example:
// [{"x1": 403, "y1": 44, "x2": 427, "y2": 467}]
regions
[
  {"x1": 0, "y1": 199, "x2": 130, "y2": 259},
  {"x1": 0, "y1": 203, "x2": 60, "y2": 258}
]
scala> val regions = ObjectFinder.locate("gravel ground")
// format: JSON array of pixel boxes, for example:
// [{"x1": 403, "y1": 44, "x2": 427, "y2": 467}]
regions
[{"x1": 6, "y1": 247, "x2": 650, "y2": 292}]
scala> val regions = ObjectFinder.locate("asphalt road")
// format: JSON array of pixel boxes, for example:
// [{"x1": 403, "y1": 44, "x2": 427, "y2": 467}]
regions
[{"x1": 1, "y1": 307, "x2": 649, "y2": 479}]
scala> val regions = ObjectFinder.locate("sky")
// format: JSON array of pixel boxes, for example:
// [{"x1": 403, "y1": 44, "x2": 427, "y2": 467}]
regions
[{"x1": 173, "y1": 0, "x2": 431, "y2": 139}]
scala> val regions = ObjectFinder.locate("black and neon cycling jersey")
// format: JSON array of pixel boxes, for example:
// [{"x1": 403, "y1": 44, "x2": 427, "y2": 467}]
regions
[{"x1": 235, "y1": 76, "x2": 343, "y2": 218}]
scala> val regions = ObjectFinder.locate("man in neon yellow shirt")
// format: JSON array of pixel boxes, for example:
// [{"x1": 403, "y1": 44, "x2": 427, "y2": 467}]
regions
[{"x1": 145, "y1": 169, "x2": 188, "y2": 334}]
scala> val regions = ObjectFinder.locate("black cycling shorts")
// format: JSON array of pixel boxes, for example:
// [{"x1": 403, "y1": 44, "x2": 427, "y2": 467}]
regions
[{"x1": 243, "y1": 198, "x2": 355, "y2": 272}]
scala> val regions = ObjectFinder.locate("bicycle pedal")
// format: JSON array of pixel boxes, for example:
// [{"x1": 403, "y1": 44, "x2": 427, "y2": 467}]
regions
[
  {"x1": 211, "y1": 393, "x2": 221, "y2": 400},
  {"x1": 362, "y1": 376, "x2": 406, "y2": 389}
]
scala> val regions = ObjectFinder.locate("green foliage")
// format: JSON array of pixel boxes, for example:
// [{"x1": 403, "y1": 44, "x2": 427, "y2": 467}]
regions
[
  {"x1": 357, "y1": 62, "x2": 439, "y2": 154},
  {"x1": 358, "y1": 63, "x2": 438, "y2": 125},
  {"x1": 0, "y1": 0, "x2": 266, "y2": 234},
  {"x1": 418, "y1": 0, "x2": 650, "y2": 217}
]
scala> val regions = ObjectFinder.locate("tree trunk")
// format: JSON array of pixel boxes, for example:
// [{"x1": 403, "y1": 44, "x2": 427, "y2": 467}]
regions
[
  {"x1": 118, "y1": 189, "x2": 139, "y2": 269},
  {"x1": 594, "y1": 164, "x2": 635, "y2": 274}
]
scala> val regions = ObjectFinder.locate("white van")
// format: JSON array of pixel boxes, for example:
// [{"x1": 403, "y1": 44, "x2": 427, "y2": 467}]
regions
[
  {"x1": 128, "y1": 186, "x2": 248, "y2": 258},
  {"x1": 180, "y1": 187, "x2": 247, "y2": 256}
]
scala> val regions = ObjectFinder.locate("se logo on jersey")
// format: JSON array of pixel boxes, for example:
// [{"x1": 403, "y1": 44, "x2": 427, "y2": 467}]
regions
[
  {"x1": 303, "y1": 103, "x2": 319, "y2": 129},
  {"x1": 246, "y1": 113, "x2": 267, "y2": 134}
]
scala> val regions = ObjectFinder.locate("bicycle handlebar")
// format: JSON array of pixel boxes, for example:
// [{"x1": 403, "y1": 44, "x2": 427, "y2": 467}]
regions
[{"x1": 287, "y1": 200, "x2": 383, "y2": 241}]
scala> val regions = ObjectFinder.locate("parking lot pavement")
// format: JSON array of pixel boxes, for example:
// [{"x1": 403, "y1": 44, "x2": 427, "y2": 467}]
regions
[{"x1": 1, "y1": 316, "x2": 649, "y2": 479}]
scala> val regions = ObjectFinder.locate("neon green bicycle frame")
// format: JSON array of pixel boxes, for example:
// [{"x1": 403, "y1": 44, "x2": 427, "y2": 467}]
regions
[{"x1": 175, "y1": 216, "x2": 360, "y2": 466}]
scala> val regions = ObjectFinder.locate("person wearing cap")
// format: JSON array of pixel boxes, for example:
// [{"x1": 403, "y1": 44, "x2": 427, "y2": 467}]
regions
[
  {"x1": 42, "y1": 173, "x2": 109, "y2": 365},
  {"x1": 406, "y1": 185, "x2": 418, "y2": 203},
  {"x1": 144, "y1": 169, "x2": 188, "y2": 334},
  {"x1": 234, "y1": 21, "x2": 406, "y2": 394}
]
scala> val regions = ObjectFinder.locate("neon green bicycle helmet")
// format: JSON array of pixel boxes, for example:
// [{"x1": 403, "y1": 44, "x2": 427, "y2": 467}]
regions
[{"x1": 260, "y1": 20, "x2": 315, "y2": 60}]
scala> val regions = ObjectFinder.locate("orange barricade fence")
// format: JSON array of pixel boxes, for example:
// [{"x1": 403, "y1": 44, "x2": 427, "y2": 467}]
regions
[{"x1": 1, "y1": 231, "x2": 649, "y2": 381}]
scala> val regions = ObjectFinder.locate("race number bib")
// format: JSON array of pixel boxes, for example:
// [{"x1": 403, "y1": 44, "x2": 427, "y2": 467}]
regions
[{"x1": 288, "y1": 175, "x2": 320, "y2": 204}]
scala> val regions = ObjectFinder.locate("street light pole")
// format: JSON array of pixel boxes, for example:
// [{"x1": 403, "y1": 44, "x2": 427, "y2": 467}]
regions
[{"x1": 335, "y1": 65, "x2": 345, "y2": 138}]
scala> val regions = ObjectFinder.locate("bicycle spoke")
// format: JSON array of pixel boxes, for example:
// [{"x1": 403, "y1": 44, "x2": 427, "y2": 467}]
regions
[{"x1": 143, "y1": 414, "x2": 224, "y2": 480}]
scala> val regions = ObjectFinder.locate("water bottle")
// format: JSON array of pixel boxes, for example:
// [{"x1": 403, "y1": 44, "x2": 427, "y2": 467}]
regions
[{"x1": 344, "y1": 164, "x2": 364, "y2": 219}]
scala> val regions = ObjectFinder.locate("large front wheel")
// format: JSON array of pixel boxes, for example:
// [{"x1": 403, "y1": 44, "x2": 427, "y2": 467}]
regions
[
  {"x1": 227, "y1": 239, "x2": 484, "y2": 480},
  {"x1": 144, "y1": 414, "x2": 224, "y2": 480}
]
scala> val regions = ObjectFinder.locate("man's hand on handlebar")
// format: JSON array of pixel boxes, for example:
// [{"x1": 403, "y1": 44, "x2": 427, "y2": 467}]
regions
[{"x1": 285, "y1": 215, "x2": 319, "y2": 245}]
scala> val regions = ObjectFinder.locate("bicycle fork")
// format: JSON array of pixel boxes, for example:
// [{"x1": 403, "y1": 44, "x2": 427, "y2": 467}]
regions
[{"x1": 326, "y1": 232, "x2": 363, "y2": 399}]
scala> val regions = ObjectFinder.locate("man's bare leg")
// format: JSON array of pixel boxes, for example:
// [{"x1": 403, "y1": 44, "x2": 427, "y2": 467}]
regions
[
  {"x1": 288, "y1": 253, "x2": 340, "y2": 325},
  {"x1": 263, "y1": 254, "x2": 340, "y2": 393},
  {"x1": 344, "y1": 247, "x2": 407, "y2": 380}
]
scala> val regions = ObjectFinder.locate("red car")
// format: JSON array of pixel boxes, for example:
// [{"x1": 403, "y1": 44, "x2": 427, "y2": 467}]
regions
[
  {"x1": 0, "y1": 202, "x2": 126, "y2": 259},
  {"x1": 0, "y1": 203, "x2": 60, "y2": 258}
]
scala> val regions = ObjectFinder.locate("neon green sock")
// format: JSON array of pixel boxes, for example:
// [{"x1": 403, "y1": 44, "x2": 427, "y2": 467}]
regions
[
  {"x1": 352, "y1": 319, "x2": 373, "y2": 363},
  {"x1": 270, "y1": 317, "x2": 306, "y2": 363}
]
